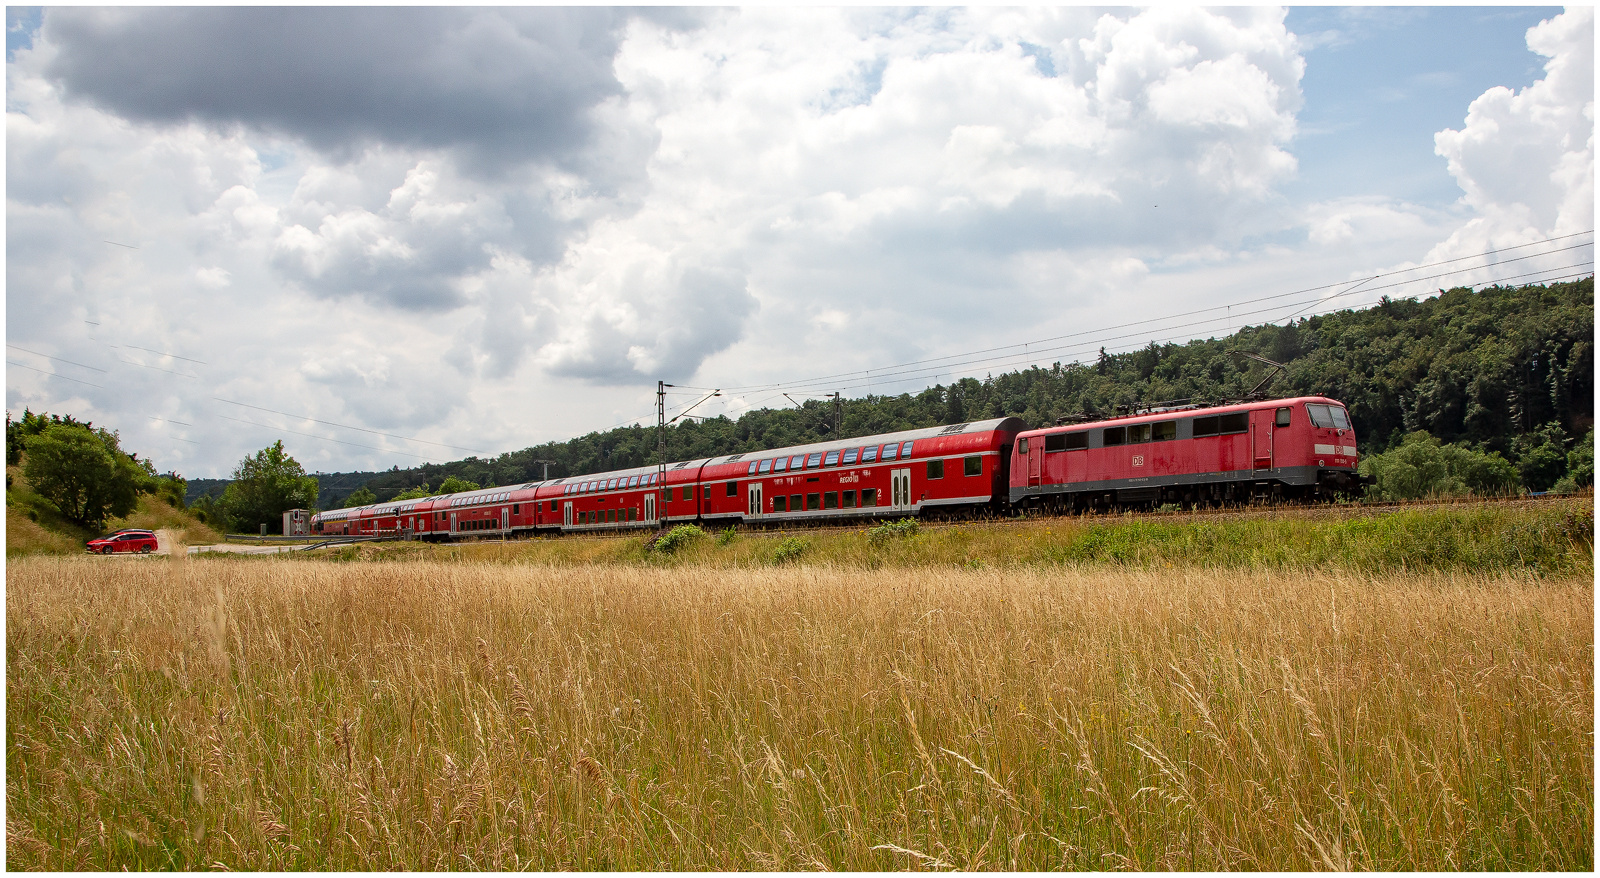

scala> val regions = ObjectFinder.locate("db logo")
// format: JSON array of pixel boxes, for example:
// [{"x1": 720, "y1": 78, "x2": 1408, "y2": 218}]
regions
[{"x1": 1132, "y1": 455, "x2": 1145, "y2": 467}]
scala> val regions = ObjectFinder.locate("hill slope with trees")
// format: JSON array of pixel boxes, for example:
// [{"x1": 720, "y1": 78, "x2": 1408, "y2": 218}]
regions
[{"x1": 253, "y1": 279, "x2": 1598, "y2": 506}]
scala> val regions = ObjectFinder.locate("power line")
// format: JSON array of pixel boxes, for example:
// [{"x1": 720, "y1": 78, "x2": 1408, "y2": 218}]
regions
[
  {"x1": 210, "y1": 398, "x2": 488, "y2": 454},
  {"x1": 715, "y1": 232, "x2": 1594, "y2": 394},
  {"x1": 728, "y1": 254, "x2": 1595, "y2": 397},
  {"x1": 213, "y1": 414, "x2": 441, "y2": 462},
  {"x1": 6, "y1": 361, "x2": 105, "y2": 388},
  {"x1": 7, "y1": 344, "x2": 108, "y2": 373}
]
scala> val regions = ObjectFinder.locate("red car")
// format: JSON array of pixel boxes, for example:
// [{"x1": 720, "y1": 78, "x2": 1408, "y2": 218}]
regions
[{"x1": 87, "y1": 529, "x2": 158, "y2": 555}]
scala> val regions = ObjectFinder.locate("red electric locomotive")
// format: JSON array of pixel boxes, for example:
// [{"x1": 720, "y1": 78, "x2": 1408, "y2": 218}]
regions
[{"x1": 1010, "y1": 395, "x2": 1361, "y2": 510}]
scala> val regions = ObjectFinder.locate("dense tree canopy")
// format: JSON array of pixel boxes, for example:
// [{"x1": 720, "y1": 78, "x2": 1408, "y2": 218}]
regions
[
  {"x1": 220, "y1": 441, "x2": 319, "y2": 534},
  {"x1": 303, "y1": 279, "x2": 1590, "y2": 506},
  {"x1": 20, "y1": 421, "x2": 153, "y2": 529}
]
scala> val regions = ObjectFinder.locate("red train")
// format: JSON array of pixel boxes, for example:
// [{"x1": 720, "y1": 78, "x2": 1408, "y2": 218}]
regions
[{"x1": 310, "y1": 395, "x2": 1362, "y2": 540}]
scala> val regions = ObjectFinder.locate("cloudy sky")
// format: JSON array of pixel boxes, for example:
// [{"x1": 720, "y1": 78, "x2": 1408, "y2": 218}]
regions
[{"x1": 6, "y1": 6, "x2": 1593, "y2": 478}]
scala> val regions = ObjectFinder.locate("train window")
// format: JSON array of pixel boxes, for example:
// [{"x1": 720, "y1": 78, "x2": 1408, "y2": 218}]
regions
[
  {"x1": 901, "y1": 441, "x2": 915, "y2": 458},
  {"x1": 1219, "y1": 412, "x2": 1249, "y2": 434},
  {"x1": 512, "y1": 504, "x2": 519, "y2": 514},
  {"x1": 790, "y1": 493, "x2": 802, "y2": 510},
  {"x1": 1103, "y1": 426, "x2": 1126, "y2": 446},
  {"x1": 1017, "y1": 437, "x2": 1029, "y2": 455},
  {"x1": 842, "y1": 448, "x2": 859, "y2": 465},
  {"x1": 726, "y1": 481, "x2": 738, "y2": 497},
  {"x1": 806, "y1": 453, "x2": 823, "y2": 468},
  {"x1": 773, "y1": 457, "x2": 788, "y2": 473},
  {"x1": 631, "y1": 476, "x2": 641, "y2": 487},
  {"x1": 1275, "y1": 407, "x2": 1291, "y2": 427},
  {"x1": 628, "y1": 508, "x2": 636, "y2": 522},
  {"x1": 824, "y1": 492, "x2": 838, "y2": 509},
  {"x1": 609, "y1": 509, "x2": 618, "y2": 523},
  {"x1": 926, "y1": 459, "x2": 944, "y2": 479},
  {"x1": 862, "y1": 488, "x2": 878, "y2": 507},
  {"x1": 1192, "y1": 416, "x2": 1219, "y2": 437},
  {"x1": 964, "y1": 455, "x2": 982, "y2": 476},
  {"x1": 1306, "y1": 404, "x2": 1335, "y2": 428},
  {"x1": 610, "y1": 479, "x2": 620, "y2": 490},
  {"x1": 1153, "y1": 421, "x2": 1177, "y2": 441},
  {"x1": 843, "y1": 489, "x2": 857, "y2": 507},
  {"x1": 1129, "y1": 424, "x2": 1152, "y2": 444},
  {"x1": 825, "y1": 450, "x2": 840, "y2": 466},
  {"x1": 759, "y1": 459, "x2": 772, "y2": 474},
  {"x1": 806, "y1": 493, "x2": 820, "y2": 510},
  {"x1": 1330, "y1": 407, "x2": 1351, "y2": 430},
  {"x1": 773, "y1": 495, "x2": 788, "y2": 512},
  {"x1": 862, "y1": 445, "x2": 878, "y2": 463},
  {"x1": 748, "y1": 461, "x2": 759, "y2": 475},
  {"x1": 550, "y1": 501, "x2": 558, "y2": 511},
  {"x1": 792, "y1": 454, "x2": 808, "y2": 470},
  {"x1": 881, "y1": 443, "x2": 899, "y2": 461}
]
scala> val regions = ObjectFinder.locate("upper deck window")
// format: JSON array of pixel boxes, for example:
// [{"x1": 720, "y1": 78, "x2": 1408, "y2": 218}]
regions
[
  {"x1": 758, "y1": 459, "x2": 772, "y2": 474},
  {"x1": 791, "y1": 454, "x2": 807, "y2": 470},
  {"x1": 773, "y1": 457, "x2": 788, "y2": 473},
  {"x1": 900, "y1": 441, "x2": 915, "y2": 458},
  {"x1": 824, "y1": 450, "x2": 840, "y2": 466},
  {"x1": 842, "y1": 448, "x2": 859, "y2": 465},
  {"x1": 881, "y1": 443, "x2": 898, "y2": 461},
  {"x1": 748, "y1": 461, "x2": 759, "y2": 475},
  {"x1": 861, "y1": 446, "x2": 877, "y2": 463},
  {"x1": 806, "y1": 452, "x2": 823, "y2": 468}
]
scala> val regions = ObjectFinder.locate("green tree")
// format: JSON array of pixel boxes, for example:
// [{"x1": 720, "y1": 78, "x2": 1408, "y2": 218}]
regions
[
  {"x1": 22, "y1": 422, "x2": 151, "y2": 529},
  {"x1": 344, "y1": 487, "x2": 377, "y2": 507},
  {"x1": 391, "y1": 484, "x2": 431, "y2": 501},
  {"x1": 1359, "y1": 432, "x2": 1519, "y2": 500},
  {"x1": 435, "y1": 476, "x2": 481, "y2": 495},
  {"x1": 219, "y1": 441, "x2": 320, "y2": 534},
  {"x1": 1512, "y1": 421, "x2": 1569, "y2": 492},
  {"x1": 1567, "y1": 428, "x2": 1594, "y2": 487}
]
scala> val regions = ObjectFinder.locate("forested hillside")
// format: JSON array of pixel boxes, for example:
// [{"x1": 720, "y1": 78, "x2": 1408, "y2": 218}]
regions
[{"x1": 322, "y1": 279, "x2": 1590, "y2": 506}]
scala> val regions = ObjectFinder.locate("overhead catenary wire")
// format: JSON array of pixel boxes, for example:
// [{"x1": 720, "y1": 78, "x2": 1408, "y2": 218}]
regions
[
  {"x1": 726, "y1": 255, "x2": 1595, "y2": 399},
  {"x1": 210, "y1": 398, "x2": 489, "y2": 455},
  {"x1": 713, "y1": 233, "x2": 1594, "y2": 395}
]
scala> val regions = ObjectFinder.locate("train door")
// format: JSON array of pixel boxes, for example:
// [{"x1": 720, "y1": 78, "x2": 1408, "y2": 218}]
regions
[
  {"x1": 1251, "y1": 408, "x2": 1275, "y2": 470},
  {"x1": 747, "y1": 483, "x2": 763, "y2": 518},
  {"x1": 501, "y1": 508, "x2": 509, "y2": 532},
  {"x1": 644, "y1": 493, "x2": 656, "y2": 524},
  {"x1": 563, "y1": 502, "x2": 573, "y2": 527},
  {"x1": 891, "y1": 468, "x2": 912, "y2": 510},
  {"x1": 450, "y1": 512, "x2": 458, "y2": 534},
  {"x1": 1026, "y1": 438, "x2": 1042, "y2": 487}
]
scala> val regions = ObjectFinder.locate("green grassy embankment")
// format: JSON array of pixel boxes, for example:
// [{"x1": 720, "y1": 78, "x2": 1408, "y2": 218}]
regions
[
  {"x1": 300, "y1": 498, "x2": 1593, "y2": 578},
  {"x1": 5, "y1": 464, "x2": 222, "y2": 557}
]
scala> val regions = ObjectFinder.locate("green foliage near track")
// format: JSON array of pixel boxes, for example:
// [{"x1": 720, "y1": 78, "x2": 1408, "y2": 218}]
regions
[
  {"x1": 323, "y1": 279, "x2": 1590, "y2": 507},
  {"x1": 292, "y1": 499, "x2": 1592, "y2": 578}
]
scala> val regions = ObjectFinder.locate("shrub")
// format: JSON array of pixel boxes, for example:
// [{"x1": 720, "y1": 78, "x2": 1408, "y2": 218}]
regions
[
  {"x1": 1359, "y1": 432, "x2": 1519, "y2": 500},
  {"x1": 648, "y1": 524, "x2": 705, "y2": 555},
  {"x1": 868, "y1": 517, "x2": 920, "y2": 544},
  {"x1": 770, "y1": 537, "x2": 808, "y2": 564},
  {"x1": 716, "y1": 526, "x2": 738, "y2": 546}
]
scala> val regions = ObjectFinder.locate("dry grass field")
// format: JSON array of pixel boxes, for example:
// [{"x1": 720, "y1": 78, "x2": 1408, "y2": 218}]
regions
[{"x1": 7, "y1": 547, "x2": 1591, "y2": 869}]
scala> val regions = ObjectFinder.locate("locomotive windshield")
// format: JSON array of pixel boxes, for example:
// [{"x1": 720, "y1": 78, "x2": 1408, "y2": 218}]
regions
[{"x1": 1307, "y1": 404, "x2": 1352, "y2": 430}]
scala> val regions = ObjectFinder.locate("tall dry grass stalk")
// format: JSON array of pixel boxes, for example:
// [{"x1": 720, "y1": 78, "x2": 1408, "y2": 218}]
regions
[{"x1": 7, "y1": 556, "x2": 1591, "y2": 870}]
